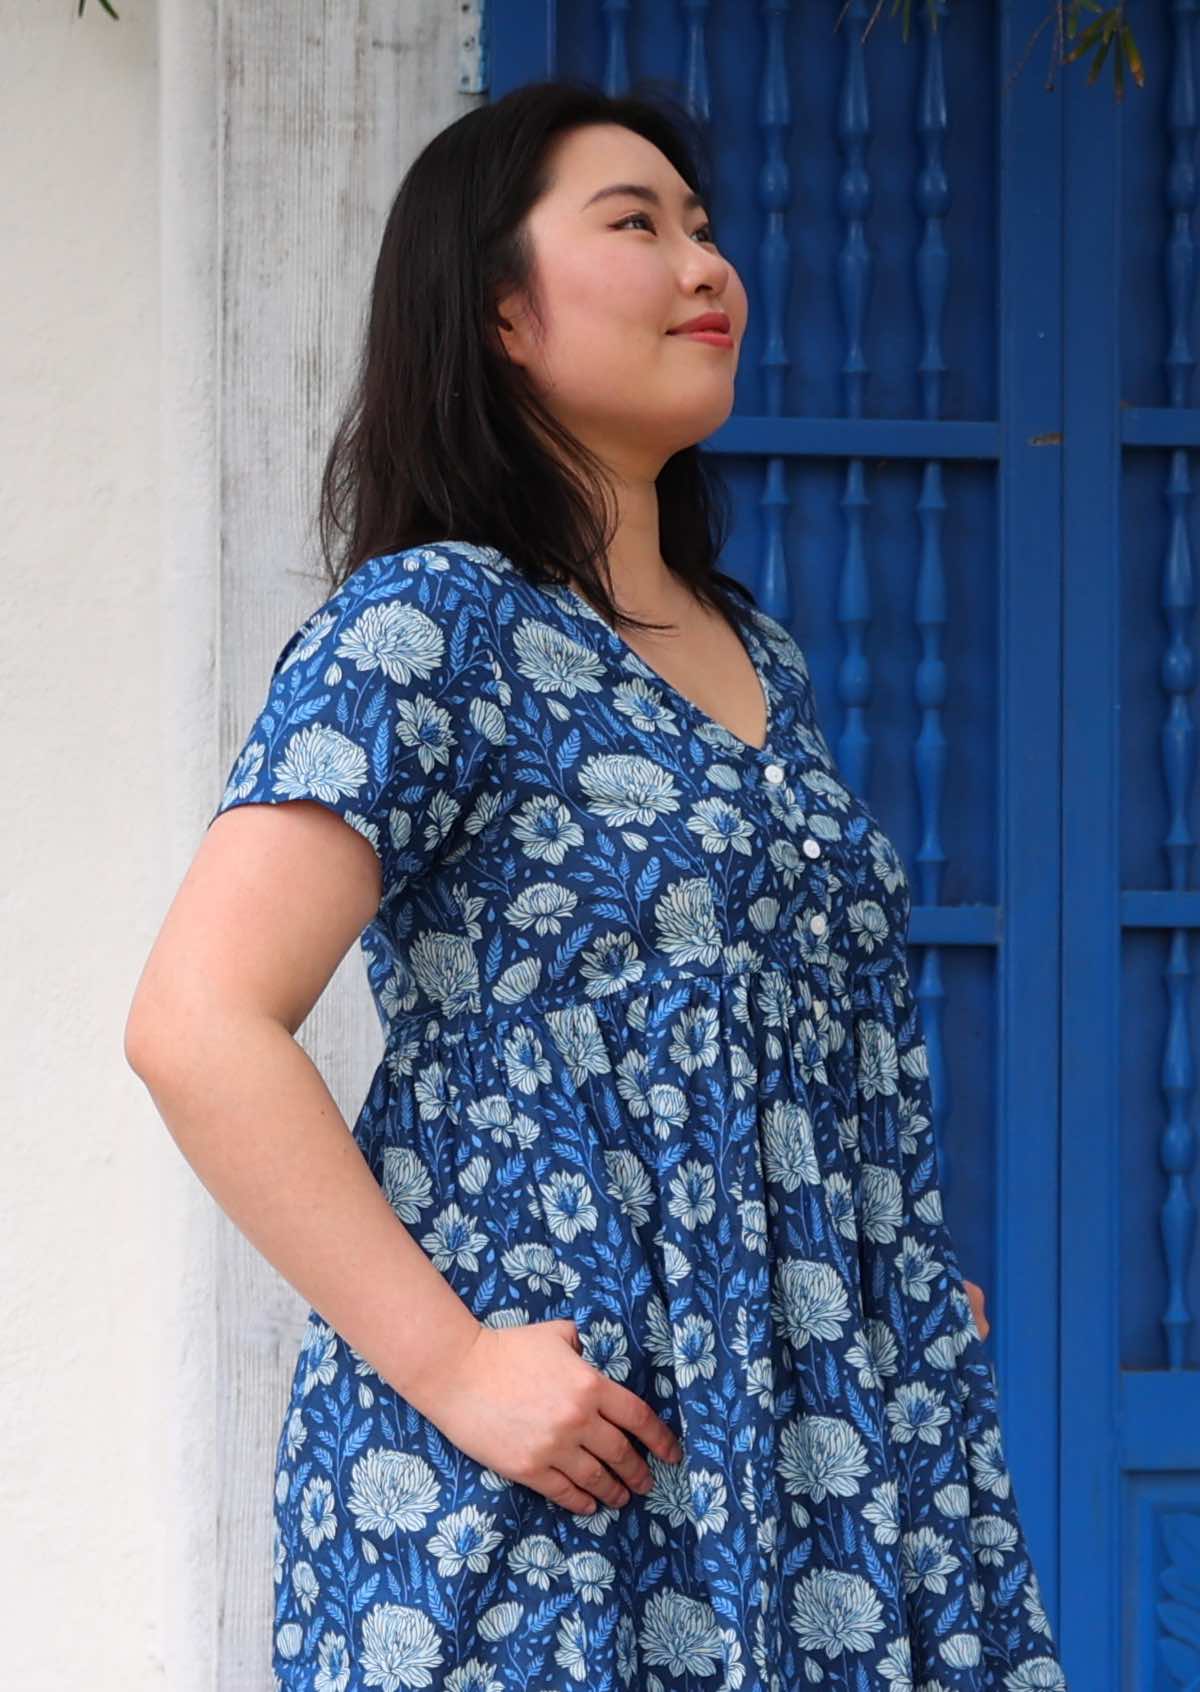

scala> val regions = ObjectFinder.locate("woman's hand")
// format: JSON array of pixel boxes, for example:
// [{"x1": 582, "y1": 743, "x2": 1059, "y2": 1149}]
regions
[
  {"x1": 963, "y1": 1278, "x2": 990, "y2": 1340},
  {"x1": 416, "y1": 1316, "x2": 685, "y2": 1514}
]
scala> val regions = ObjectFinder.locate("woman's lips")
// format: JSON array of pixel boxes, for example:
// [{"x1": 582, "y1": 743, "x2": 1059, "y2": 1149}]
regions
[{"x1": 670, "y1": 329, "x2": 734, "y2": 346}]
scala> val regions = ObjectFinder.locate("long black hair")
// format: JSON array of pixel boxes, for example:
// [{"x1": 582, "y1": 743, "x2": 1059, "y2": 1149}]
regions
[{"x1": 317, "y1": 76, "x2": 755, "y2": 642}]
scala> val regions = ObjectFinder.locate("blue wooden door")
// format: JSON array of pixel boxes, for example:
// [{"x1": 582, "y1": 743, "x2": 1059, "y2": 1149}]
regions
[
  {"x1": 1060, "y1": 6, "x2": 1200, "y2": 1690},
  {"x1": 490, "y1": 4, "x2": 1200, "y2": 1685}
]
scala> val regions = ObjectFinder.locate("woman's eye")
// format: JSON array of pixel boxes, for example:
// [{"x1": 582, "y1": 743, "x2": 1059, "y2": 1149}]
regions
[{"x1": 613, "y1": 212, "x2": 717, "y2": 244}]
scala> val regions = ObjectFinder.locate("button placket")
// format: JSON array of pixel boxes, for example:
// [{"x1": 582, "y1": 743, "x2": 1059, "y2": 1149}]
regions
[
  {"x1": 756, "y1": 753, "x2": 838, "y2": 941},
  {"x1": 796, "y1": 807, "x2": 837, "y2": 940}
]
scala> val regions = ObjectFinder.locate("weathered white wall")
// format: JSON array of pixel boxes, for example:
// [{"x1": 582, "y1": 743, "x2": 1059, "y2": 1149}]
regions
[
  {"x1": 2, "y1": 2, "x2": 482, "y2": 1685},
  {"x1": 2, "y1": 4, "x2": 166, "y2": 1687}
]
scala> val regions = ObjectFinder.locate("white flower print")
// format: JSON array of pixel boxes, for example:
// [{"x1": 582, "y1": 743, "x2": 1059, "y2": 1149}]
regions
[
  {"x1": 426, "y1": 1504, "x2": 505, "y2": 1576},
  {"x1": 653, "y1": 876, "x2": 724, "y2": 965},
  {"x1": 683, "y1": 1467, "x2": 730, "y2": 1538},
  {"x1": 300, "y1": 1476, "x2": 338, "y2": 1550},
  {"x1": 900, "y1": 1526, "x2": 961, "y2": 1594},
  {"x1": 296, "y1": 1320, "x2": 340, "y2": 1397},
  {"x1": 579, "y1": 751, "x2": 682, "y2": 825},
  {"x1": 847, "y1": 897, "x2": 891, "y2": 953},
  {"x1": 774, "y1": 1257, "x2": 852, "y2": 1349},
  {"x1": 845, "y1": 1319, "x2": 901, "y2": 1391},
  {"x1": 687, "y1": 795, "x2": 756, "y2": 854},
  {"x1": 392, "y1": 691, "x2": 458, "y2": 773},
  {"x1": 338, "y1": 598, "x2": 446, "y2": 685},
  {"x1": 537, "y1": 1169, "x2": 600, "y2": 1241},
  {"x1": 359, "y1": 1604, "x2": 443, "y2": 1689},
  {"x1": 667, "y1": 1157, "x2": 718, "y2": 1229},
  {"x1": 291, "y1": 1557, "x2": 319, "y2": 1615},
  {"x1": 504, "y1": 880, "x2": 580, "y2": 933},
  {"x1": 420, "y1": 1200, "x2": 489, "y2": 1271},
  {"x1": 885, "y1": 1381, "x2": 953, "y2": 1446},
  {"x1": 497, "y1": 1245, "x2": 568, "y2": 1292},
  {"x1": 638, "y1": 1590, "x2": 726, "y2": 1678},
  {"x1": 580, "y1": 1317, "x2": 632, "y2": 1380},
  {"x1": 511, "y1": 792, "x2": 586, "y2": 862},
  {"x1": 672, "y1": 1311, "x2": 718, "y2": 1386},
  {"x1": 862, "y1": 1479, "x2": 903, "y2": 1545},
  {"x1": 512, "y1": 616, "x2": 608, "y2": 699},
  {"x1": 761, "y1": 1098, "x2": 821, "y2": 1189},
  {"x1": 580, "y1": 931, "x2": 646, "y2": 997},
  {"x1": 602, "y1": 1146, "x2": 656, "y2": 1227},
  {"x1": 857, "y1": 1018, "x2": 901, "y2": 1099},
  {"x1": 381, "y1": 1144, "x2": 434, "y2": 1222},
  {"x1": 667, "y1": 1002, "x2": 722, "y2": 1072},
  {"x1": 970, "y1": 1425, "x2": 1015, "y2": 1497},
  {"x1": 860, "y1": 1162, "x2": 906, "y2": 1242},
  {"x1": 314, "y1": 1629, "x2": 352, "y2": 1692},
  {"x1": 263, "y1": 722, "x2": 370, "y2": 808},
  {"x1": 506, "y1": 1533, "x2": 568, "y2": 1589},
  {"x1": 500, "y1": 1023, "x2": 554, "y2": 1092},
  {"x1": 788, "y1": 1568, "x2": 886, "y2": 1656},
  {"x1": 612, "y1": 676, "x2": 686, "y2": 736},
  {"x1": 566, "y1": 1549, "x2": 618, "y2": 1603}
]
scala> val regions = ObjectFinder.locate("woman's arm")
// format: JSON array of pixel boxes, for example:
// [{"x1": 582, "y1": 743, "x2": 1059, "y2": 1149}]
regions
[
  {"x1": 125, "y1": 797, "x2": 684, "y2": 1511},
  {"x1": 124, "y1": 797, "x2": 482, "y2": 1413}
]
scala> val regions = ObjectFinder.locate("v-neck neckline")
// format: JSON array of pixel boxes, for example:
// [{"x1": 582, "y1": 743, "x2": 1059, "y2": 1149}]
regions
[{"x1": 558, "y1": 580, "x2": 776, "y2": 759}]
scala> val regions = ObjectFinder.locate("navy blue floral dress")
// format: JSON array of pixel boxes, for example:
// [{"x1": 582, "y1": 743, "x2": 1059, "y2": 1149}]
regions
[{"x1": 210, "y1": 540, "x2": 1068, "y2": 1692}]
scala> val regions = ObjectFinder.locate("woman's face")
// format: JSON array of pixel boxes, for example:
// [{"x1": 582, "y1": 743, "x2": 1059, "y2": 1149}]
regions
[{"x1": 495, "y1": 122, "x2": 748, "y2": 470}]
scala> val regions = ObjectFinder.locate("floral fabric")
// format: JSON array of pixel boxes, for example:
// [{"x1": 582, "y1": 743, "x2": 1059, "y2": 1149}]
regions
[{"x1": 211, "y1": 540, "x2": 1068, "y2": 1692}]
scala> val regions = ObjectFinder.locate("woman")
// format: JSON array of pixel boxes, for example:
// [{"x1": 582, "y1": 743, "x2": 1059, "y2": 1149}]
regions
[{"x1": 126, "y1": 78, "x2": 1068, "y2": 1692}]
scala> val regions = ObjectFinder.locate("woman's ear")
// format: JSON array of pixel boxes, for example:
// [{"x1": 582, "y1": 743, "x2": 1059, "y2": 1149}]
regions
[{"x1": 491, "y1": 293, "x2": 526, "y2": 366}]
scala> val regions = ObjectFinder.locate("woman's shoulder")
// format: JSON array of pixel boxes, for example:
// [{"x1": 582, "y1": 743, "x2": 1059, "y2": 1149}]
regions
[
  {"x1": 277, "y1": 540, "x2": 516, "y2": 671},
  {"x1": 211, "y1": 539, "x2": 513, "y2": 882},
  {"x1": 336, "y1": 539, "x2": 515, "y2": 611}
]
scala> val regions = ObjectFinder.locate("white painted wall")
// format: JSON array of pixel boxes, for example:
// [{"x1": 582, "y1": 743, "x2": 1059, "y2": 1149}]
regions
[{"x1": 2, "y1": 3, "x2": 482, "y2": 1684}]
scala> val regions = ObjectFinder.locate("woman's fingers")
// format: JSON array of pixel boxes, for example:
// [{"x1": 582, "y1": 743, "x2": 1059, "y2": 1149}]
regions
[{"x1": 963, "y1": 1277, "x2": 990, "y2": 1340}]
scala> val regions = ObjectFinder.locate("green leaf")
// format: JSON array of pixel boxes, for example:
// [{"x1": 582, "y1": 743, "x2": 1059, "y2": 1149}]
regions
[
  {"x1": 1088, "y1": 32, "x2": 1114, "y2": 86},
  {"x1": 1122, "y1": 24, "x2": 1146, "y2": 87},
  {"x1": 1064, "y1": 17, "x2": 1108, "y2": 59},
  {"x1": 1066, "y1": 0, "x2": 1105, "y2": 43}
]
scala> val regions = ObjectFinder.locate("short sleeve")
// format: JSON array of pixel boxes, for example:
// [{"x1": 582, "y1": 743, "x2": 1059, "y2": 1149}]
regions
[{"x1": 208, "y1": 549, "x2": 507, "y2": 911}]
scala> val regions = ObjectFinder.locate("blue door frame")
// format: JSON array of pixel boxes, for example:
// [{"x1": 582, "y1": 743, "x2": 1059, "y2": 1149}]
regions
[
  {"x1": 1062, "y1": 6, "x2": 1200, "y2": 1689},
  {"x1": 487, "y1": 5, "x2": 1200, "y2": 1684}
]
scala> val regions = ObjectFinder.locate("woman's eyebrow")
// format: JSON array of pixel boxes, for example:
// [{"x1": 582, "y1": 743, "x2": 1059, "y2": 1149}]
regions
[{"x1": 580, "y1": 182, "x2": 707, "y2": 213}]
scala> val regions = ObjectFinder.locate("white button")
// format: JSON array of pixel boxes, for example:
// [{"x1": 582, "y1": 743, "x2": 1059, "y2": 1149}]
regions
[
  {"x1": 764, "y1": 763, "x2": 785, "y2": 784},
  {"x1": 809, "y1": 913, "x2": 827, "y2": 936},
  {"x1": 802, "y1": 838, "x2": 821, "y2": 859}
]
